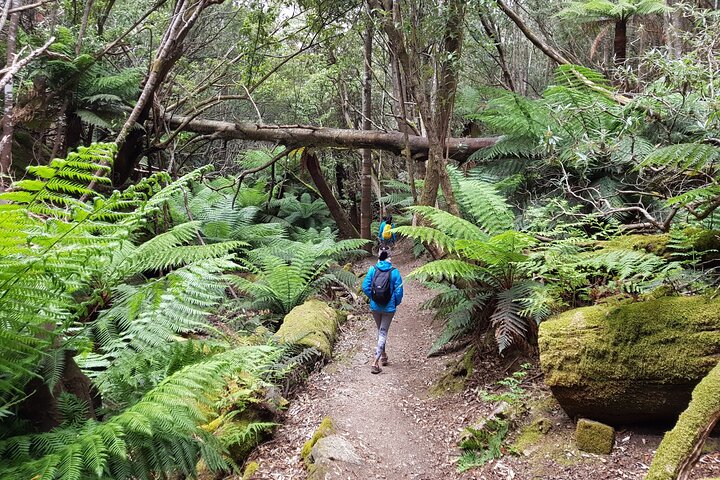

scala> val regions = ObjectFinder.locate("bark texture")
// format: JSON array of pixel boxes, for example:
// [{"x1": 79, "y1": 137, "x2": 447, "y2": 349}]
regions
[
  {"x1": 302, "y1": 151, "x2": 360, "y2": 239},
  {"x1": 0, "y1": 1, "x2": 19, "y2": 188},
  {"x1": 360, "y1": 13, "x2": 373, "y2": 239},
  {"x1": 163, "y1": 116, "x2": 499, "y2": 161},
  {"x1": 646, "y1": 361, "x2": 720, "y2": 480}
]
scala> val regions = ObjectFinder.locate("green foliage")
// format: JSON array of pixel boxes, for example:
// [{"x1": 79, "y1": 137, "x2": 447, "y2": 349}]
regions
[
  {"x1": 399, "y1": 182, "x2": 538, "y2": 353},
  {"x1": 0, "y1": 346, "x2": 278, "y2": 479},
  {"x1": 269, "y1": 192, "x2": 333, "y2": 231},
  {"x1": 480, "y1": 364, "x2": 531, "y2": 404},
  {"x1": 458, "y1": 419, "x2": 509, "y2": 472},
  {"x1": 558, "y1": 0, "x2": 670, "y2": 22},
  {"x1": 0, "y1": 144, "x2": 287, "y2": 478},
  {"x1": 458, "y1": 365, "x2": 531, "y2": 473},
  {"x1": 230, "y1": 236, "x2": 367, "y2": 316}
]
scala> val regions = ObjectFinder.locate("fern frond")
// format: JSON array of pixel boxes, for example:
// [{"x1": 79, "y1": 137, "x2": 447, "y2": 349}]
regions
[
  {"x1": 638, "y1": 143, "x2": 719, "y2": 172},
  {"x1": 409, "y1": 259, "x2": 485, "y2": 283},
  {"x1": 405, "y1": 205, "x2": 487, "y2": 240}
]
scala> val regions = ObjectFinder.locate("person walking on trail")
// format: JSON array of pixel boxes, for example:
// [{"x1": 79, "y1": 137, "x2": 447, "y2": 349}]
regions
[
  {"x1": 362, "y1": 250, "x2": 403, "y2": 374},
  {"x1": 377, "y1": 214, "x2": 396, "y2": 251}
]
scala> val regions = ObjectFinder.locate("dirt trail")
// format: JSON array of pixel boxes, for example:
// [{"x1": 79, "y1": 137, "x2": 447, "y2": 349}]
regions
[{"x1": 247, "y1": 246, "x2": 474, "y2": 479}]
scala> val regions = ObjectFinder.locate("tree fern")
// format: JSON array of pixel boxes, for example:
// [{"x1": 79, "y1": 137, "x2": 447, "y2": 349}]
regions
[
  {"x1": 0, "y1": 144, "x2": 285, "y2": 478},
  {"x1": 0, "y1": 346, "x2": 278, "y2": 480},
  {"x1": 638, "y1": 143, "x2": 719, "y2": 172},
  {"x1": 230, "y1": 236, "x2": 367, "y2": 316}
]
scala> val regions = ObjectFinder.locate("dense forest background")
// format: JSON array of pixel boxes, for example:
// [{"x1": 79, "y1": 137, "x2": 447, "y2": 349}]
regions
[{"x1": 1, "y1": 0, "x2": 719, "y2": 478}]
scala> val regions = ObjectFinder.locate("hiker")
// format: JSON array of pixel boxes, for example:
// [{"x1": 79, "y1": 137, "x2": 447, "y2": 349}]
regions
[
  {"x1": 361, "y1": 250, "x2": 404, "y2": 374},
  {"x1": 377, "y1": 214, "x2": 396, "y2": 251}
]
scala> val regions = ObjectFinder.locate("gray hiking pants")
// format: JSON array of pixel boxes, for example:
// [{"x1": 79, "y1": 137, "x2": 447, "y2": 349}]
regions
[{"x1": 372, "y1": 311, "x2": 395, "y2": 360}]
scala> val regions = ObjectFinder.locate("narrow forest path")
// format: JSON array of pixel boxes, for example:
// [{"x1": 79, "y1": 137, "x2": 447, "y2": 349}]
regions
[{"x1": 246, "y1": 246, "x2": 479, "y2": 479}]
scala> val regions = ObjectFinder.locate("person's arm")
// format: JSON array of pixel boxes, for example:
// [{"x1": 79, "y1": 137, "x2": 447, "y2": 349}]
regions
[
  {"x1": 378, "y1": 221, "x2": 386, "y2": 239},
  {"x1": 362, "y1": 267, "x2": 374, "y2": 297},
  {"x1": 392, "y1": 270, "x2": 404, "y2": 305}
]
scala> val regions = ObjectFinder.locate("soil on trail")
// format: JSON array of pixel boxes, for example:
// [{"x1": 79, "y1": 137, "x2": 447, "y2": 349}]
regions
[
  {"x1": 247, "y1": 246, "x2": 472, "y2": 479},
  {"x1": 244, "y1": 245, "x2": 720, "y2": 480}
]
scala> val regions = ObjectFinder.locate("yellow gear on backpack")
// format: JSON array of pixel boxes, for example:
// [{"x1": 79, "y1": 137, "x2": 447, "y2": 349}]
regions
[{"x1": 382, "y1": 223, "x2": 393, "y2": 240}]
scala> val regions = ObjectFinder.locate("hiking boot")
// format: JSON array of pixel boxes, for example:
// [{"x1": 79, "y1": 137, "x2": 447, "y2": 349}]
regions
[{"x1": 381, "y1": 352, "x2": 388, "y2": 366}]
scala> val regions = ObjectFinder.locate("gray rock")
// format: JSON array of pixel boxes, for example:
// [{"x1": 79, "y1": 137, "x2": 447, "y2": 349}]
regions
[{"x1": 310, "y1": 435, "x2": 362, "y2": 466}]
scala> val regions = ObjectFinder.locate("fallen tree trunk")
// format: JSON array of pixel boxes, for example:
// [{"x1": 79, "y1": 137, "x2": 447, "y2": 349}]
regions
[
  {"x1": 164, "y1": 115, "x2": 500, "y2": 162},
  {"x1": 646, "y1": 361, "x2": 720, "y2": 480}
]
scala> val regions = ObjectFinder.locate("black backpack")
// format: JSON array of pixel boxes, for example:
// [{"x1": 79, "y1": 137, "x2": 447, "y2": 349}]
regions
[{"x1": 371, "y1": 267, "x2": 395, "y2": 306}]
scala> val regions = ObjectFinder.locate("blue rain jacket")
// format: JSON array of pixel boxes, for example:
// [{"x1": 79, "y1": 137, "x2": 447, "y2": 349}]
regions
[{"x1": 362, "y1": 260, "x2": 404, "y2": 313}]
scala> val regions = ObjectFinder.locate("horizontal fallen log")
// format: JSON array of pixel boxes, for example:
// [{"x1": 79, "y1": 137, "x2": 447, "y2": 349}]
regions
[{"x1": 164, "y1": 115, "x2": 500, "y2": 161}]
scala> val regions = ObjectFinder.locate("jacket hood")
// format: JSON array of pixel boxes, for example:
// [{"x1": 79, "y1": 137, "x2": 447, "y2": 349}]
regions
[{"x1": 375, "y1": 260, "x2": 393, "y2": 271}]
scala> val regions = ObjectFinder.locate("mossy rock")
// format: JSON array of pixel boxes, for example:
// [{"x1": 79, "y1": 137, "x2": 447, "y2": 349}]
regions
[
  {"x1": 273, "y1": 299, "x2": 341, "y2": 358},
  {"x1": 301, "y1": 416, "x2": 336, "y2": 466},
  {"x1": 241, "y1": 461, "x2": 259, "y2": 480},
  {"x1": 512, "y1": 417, "x2": 552, "y2": 455},
  {"x1": 576, "y1": 418, "x2": 615, "y2": 454},
  {"x1": 539, "y1": 296, "x2": 720, "y2": 425},
  {"x1": 684, "y1": 227, "x2": 720, "y2": 261},
  {"x1": 429, "y1": 347, "x2": 475, "y2": 397},
  {"x1": 600, "y1": 234, "x2": 671, "y2": 256}
]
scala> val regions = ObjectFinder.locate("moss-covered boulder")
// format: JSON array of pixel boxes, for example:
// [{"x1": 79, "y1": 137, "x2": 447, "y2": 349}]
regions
[
  {"x1": 539, "y1": 296, "x2": 720, "y2": 425},
  {"x1": 575, "y1": 418, "x2": 615, "y2": 454},
  {"x1": 273, "y1": 299, "x2": 341, "y2": 358},
  {"x1": 599, "y1": 233, "x2": 670, "y2": 256}
]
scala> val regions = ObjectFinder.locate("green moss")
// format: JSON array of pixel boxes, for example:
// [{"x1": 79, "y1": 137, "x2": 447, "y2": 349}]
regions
[
  {"x1": 306, "y1": 462, "x2": 329, "y2": 480},
  {"x1": 575, "y1": 418, "x2": 615, "y2": 455},
  {"x1": 684, "y1": 227, "x2": 720, "y2": 254},
  {"x1": 241, "y1": 461, "x2": 259, "y2": 480},
  {"x1": 540, "y1": 296, "x2": 720, "y2": 390},
  {"x1": 301, "y1": 416, "x2": 335, "y2": 466},
  {"x1": 512, "y1": 417, "x2": 552, "y2": 454},
  {"x1": 429, "y1": 347, "x2": 476, "y2": 397},
  {"x1": 647, "y1": 362, "x2": 720, "y2": 480},
  {"x1": 600, "y1": 234, "x2": 670, "y2": 256},
  {"x1": 273, "y1": 299, "x2": 340, "y2": 357}
]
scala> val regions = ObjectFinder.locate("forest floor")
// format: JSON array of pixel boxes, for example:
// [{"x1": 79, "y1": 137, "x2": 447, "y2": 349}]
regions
[{"x1": 243, "y1": 244, "x2": 720, "y2": 480}]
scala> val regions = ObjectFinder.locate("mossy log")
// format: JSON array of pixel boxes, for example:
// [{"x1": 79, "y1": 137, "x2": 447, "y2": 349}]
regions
[
  {"x1": 273, "y1": 299, "x2": 342, "y2": 358},
  {"x1": 539, "y1": 296, "x2": 720, "y2": 425},
  {"x1": 646, "y1": 361, "x2": 720, "y2": 480}
]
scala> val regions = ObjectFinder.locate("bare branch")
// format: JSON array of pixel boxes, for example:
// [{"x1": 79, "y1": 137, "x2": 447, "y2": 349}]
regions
[{"x1": 0, "y1": 36, "x2": 54, "y2": 91}]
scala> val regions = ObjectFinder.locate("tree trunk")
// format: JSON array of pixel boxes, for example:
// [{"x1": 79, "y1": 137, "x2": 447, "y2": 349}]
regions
[
  {"x1": 19, "y1": 350, "x2": 99, "y2": 432},
  {"x1": 479, "y1": 13, "x2": 516, "y2": 92},
  {"x1": 647, "y1": 361, "x2": 720, "y2": 480},
  {"x1": 368, "y1": 0, "x2": 465, "y2": 210},
  {"x1": 302, "y1": 151, "x2": 360, "y2": 239},
  {"x1": 162, "y1": 116, "x2": 499, "y2": 163},
  {"x1": 0, "y1": 1, "x2": 19, "y2": 189},
  {"x1": 360, "y1": 13, "x2": 373, "y2": 240},
  {"x1": 112, "y1": 0, "x2": 222, "y2": 185},
  {"x1": 388, "y1": 4, "x2": 418, "y2": 203},
  {"x1": 495, "y1": 0, "x2": 571, "y2": 65},
  {"x1": 614, "y1": 18, "x2": 627, "y2": 63}
]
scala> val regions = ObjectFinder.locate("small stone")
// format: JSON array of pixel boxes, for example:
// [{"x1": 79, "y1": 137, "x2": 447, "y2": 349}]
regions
[
  {"x1": 575, "y1": 418, "x2": 615, "y2": 455},
  {"x1": 310, "y1": 435, "x2": 363, "y2": 465}
]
